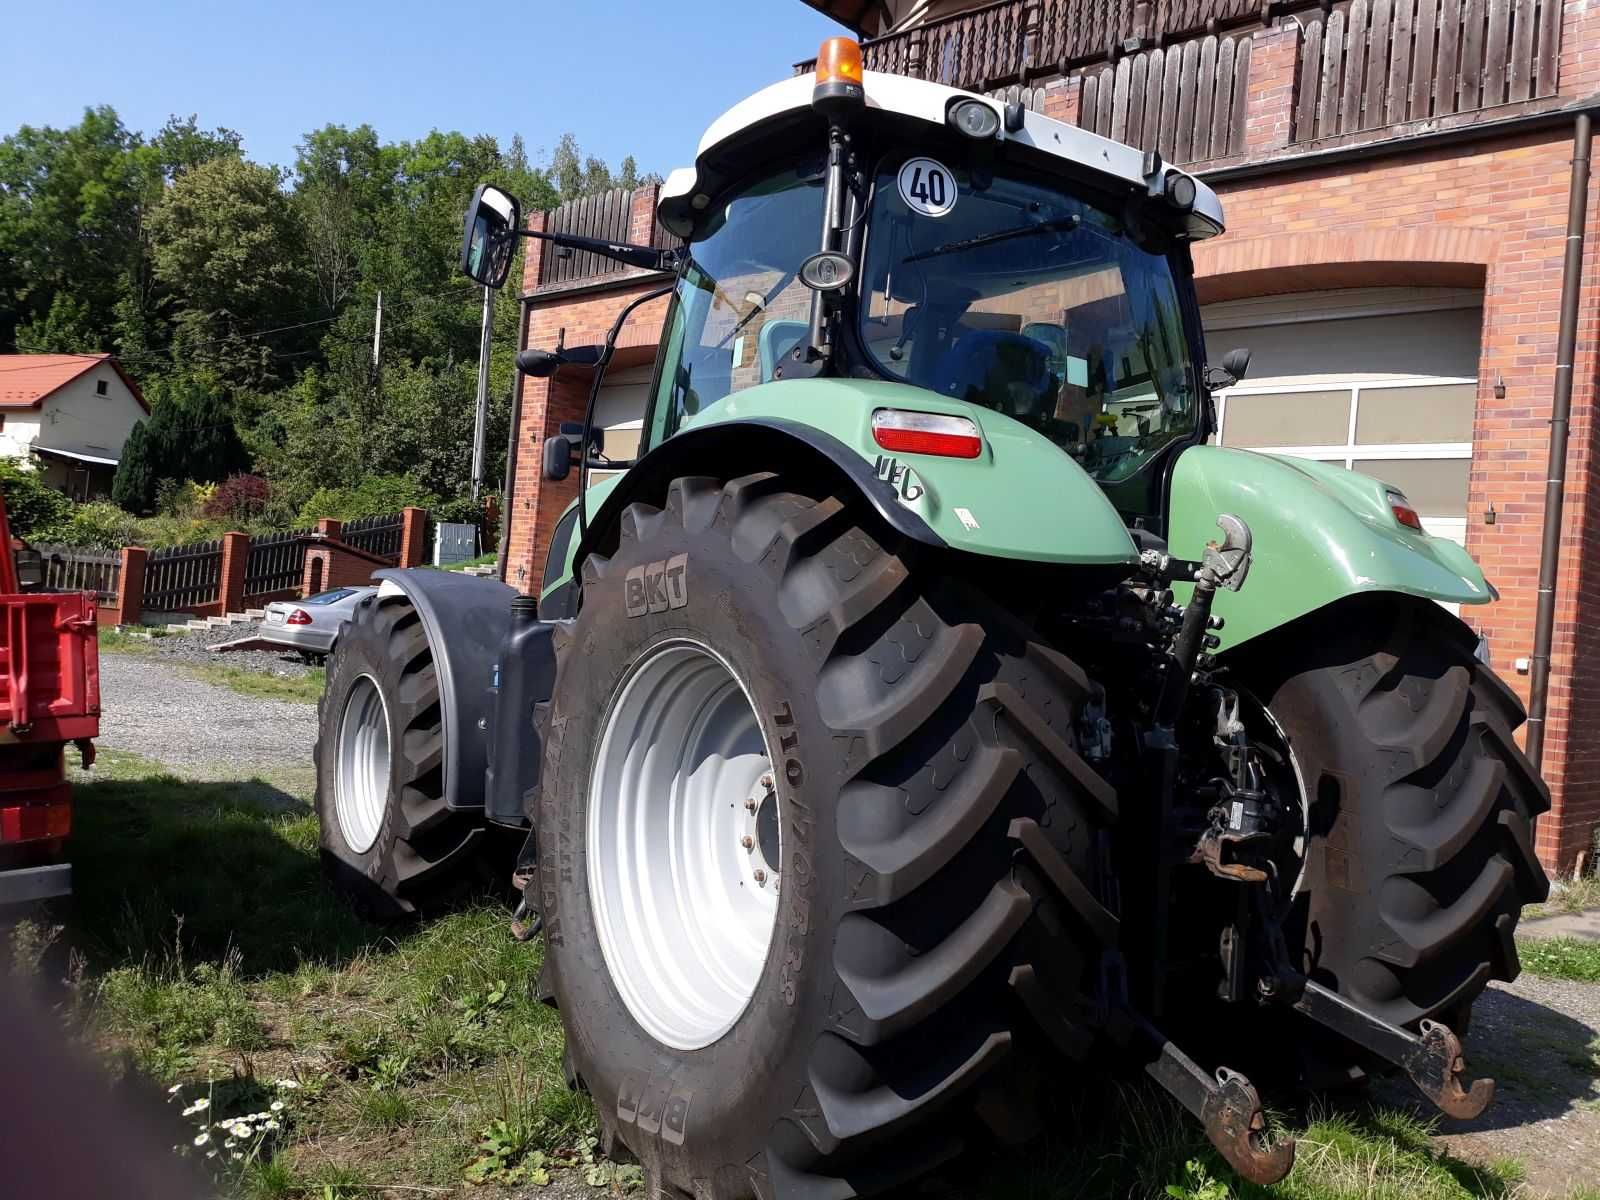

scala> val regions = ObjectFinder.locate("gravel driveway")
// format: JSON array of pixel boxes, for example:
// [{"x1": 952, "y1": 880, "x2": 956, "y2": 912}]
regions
[{"x1": 97, "y1": 652, "x2": 319, "y2": 780}]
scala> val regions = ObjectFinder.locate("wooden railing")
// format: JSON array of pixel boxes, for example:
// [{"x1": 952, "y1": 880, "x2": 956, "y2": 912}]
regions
[
  {"x1": 343, "y1": 512, "x2": 404, "y2": 562},
  {"x1": 143, "y1": 539, "x2": 222, "y2": 611},
  {"x1": 243, "y1": 529, "x2": 309, "y2": 598},
  {"x1": 34, "y1": 544, "x2": 120, "y2": 603},
  {"x1": 538, "y1": 188, "x2": 637, "y2": 287},
  {"x1": 1294, "y1": 0, "x2": 1563, "y2": 143},
  {"x1": 1073, "y1": 32, "x2": 1252, "y2": 162}
]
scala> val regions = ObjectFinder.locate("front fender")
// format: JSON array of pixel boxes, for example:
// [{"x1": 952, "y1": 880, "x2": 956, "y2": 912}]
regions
[{"x1": 1168, "y1": 446, "x2": 1492, "y2": 652}]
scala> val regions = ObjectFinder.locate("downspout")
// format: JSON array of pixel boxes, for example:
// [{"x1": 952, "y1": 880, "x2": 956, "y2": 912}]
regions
[
  {"x1": 495, "y1": 296, "x2": 533, "y2": 586},
  {"x1": 1525, "y1": 113, "x2": 1592, "y2": 770}
]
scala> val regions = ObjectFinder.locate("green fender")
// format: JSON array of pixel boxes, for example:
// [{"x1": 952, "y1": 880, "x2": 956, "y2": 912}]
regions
[
  {"x1": 1167, "y1": 445, "x2": 1492, "y2": 652},
  {"x1": 679, "y1": 378, "x2": 1139, "y2": 564},
  {"x1": 540, "y1": 376, "x2": 1138, "y2": 604}
]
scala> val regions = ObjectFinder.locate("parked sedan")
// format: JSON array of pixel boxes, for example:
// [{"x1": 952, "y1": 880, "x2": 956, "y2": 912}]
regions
[{"x1": 261, "y1": 586, "x2": 376, "y2": 658}]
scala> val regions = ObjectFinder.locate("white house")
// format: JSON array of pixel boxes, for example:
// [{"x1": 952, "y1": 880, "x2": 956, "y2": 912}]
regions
[{"x1": 0, "y1": 354, "x2": 148, "y2": 500}]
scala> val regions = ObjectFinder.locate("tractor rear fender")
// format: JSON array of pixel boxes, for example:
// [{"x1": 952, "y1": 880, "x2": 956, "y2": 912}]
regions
[
  {"x1": 373, "y1": 568, "x2": 515, "y2": 812},
  {"x1": 547, "y1": 376, "x2": 1141, "y2": 597},
  {"x1": 1167, "y1": 445, "x2": 1494, "y2": 653}
]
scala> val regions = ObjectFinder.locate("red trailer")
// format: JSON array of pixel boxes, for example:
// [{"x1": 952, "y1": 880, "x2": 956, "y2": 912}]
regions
[{"x1": 0, "y1": 488, "x2": 99, "y2": 905}]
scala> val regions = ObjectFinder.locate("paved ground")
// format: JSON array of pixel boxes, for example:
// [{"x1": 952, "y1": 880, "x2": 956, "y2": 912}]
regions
[
  {"x1": 97, "y1": 651, "x2": 318, "y2": 780},
  {"x1": 1521, "y1": 908, "x2": 1600, "y2": 942}
]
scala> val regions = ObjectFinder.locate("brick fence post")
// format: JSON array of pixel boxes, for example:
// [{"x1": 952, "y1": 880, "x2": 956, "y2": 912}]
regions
[
  {"x1": 115, "y1": 546, "x2": 146, "y2": 626},
  {"x1": 399, "y1": 507, "x2": 428, "y2": 568},
  {"x1": 315, "y1": 517, "x2": 342, "y2": 538},
  {"x1": 219, "y1": 531, "x2": 248, "y2": 616}
]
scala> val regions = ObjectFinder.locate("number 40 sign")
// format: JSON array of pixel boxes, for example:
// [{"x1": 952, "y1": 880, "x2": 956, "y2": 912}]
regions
[{"x1": 897, "y1": 157, "x2": 957, "y2": 218}]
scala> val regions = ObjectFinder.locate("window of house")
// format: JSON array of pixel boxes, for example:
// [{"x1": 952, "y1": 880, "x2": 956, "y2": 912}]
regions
[{"x1": 96, "y1": 379, "x2": 109, "y2": 396}]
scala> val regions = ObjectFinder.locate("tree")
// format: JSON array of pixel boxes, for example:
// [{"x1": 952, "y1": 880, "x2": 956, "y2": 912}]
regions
[
  {"x1": 14, "y1": 292, "x2": 97, "y2": 353},
  {"x1": 147, "y1": 156, "x2": 313, "y2": 387},
  {"x1": 111, "y1": 376, "x2": 250, "y2": 513}
]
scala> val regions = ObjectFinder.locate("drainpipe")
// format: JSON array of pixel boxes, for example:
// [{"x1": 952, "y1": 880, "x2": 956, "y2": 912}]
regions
[
  {"x1": 1525, "y1": 113, "x2": 1592, "y2": 770},
  {"x1": 495, "y1": 296, "x2": 533, "y2": 586}
]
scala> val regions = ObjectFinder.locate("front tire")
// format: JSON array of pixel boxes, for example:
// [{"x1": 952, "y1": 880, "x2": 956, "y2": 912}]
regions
[
  {"x1": 314, "y1": 594, "x2": 487, "y2": 918},
  {"x1": 1239, "y1": 596, "x2": 1550, "y2": 1033},
  {"x1": 537, "y1": 473, "x2": 1119, "y2": 1199}
]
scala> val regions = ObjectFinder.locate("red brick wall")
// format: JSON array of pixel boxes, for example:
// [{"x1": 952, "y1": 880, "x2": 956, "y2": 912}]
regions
[{"x1": 1196, "y1": 126, "x2": 1600, "y2": 871}]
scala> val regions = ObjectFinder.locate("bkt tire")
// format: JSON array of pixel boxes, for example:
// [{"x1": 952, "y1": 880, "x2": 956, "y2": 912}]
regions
[
  {"x1": 1243, "y1": 595, "x2": 1550, "y2": 1033},
  {"x1": 314, "y1": 593, "x2": 487, "y2": 918},
  {"x1": 537, "y1": 473, "x2": 1120, "y2": 1200}
]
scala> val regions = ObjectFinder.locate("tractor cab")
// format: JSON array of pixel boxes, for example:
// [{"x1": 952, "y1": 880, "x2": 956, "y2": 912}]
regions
[{"x1": 463, "y1": 37, "x2": 1234, "y2": 532}]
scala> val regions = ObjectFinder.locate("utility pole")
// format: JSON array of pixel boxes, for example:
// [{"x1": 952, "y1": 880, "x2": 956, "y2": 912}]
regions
[
  {"x1": 470, "y1": 285, "x2": 494, "y2": 501},
  {"x1": 371, "y1": 290, "x2": 383, "y2": 368}
]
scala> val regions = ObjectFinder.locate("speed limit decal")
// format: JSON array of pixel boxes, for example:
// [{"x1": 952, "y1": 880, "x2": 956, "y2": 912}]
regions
[{"x1": 897, "y1": 157, "x2": 957, "y2": 217}]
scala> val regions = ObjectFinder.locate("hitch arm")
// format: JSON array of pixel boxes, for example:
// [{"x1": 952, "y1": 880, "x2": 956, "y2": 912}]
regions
[
  {"x1": 1291, "y1": 980, "x2": 1494, "y2": 1119},
  {"x1": 1122, "y1": 1013, "x2": 1295, "y2": 1184}
]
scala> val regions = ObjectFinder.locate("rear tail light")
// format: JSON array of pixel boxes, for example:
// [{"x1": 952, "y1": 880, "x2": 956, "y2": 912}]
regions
[
  {"x1": 871, "y1": 409, "x2": 983, "y2": 459},
  {"x1": 1387, "y1": 490, "x2": 1424, "y2": 532},
  {"x1": 1, "y1": 802, "x2": 71, "y2": 844},
  {"x1": 286, "y1": 609, "x2": 312, "y2": 625}
]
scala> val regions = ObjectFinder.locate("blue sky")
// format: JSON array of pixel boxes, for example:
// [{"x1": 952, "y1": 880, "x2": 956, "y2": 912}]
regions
[{"x1": 1, "y1": 0, "x2": 847, "y2": 176}]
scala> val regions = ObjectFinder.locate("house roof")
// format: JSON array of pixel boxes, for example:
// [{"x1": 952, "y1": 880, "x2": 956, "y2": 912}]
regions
[{"x1": 0, "y1": 354, "x2": 149, "y2": 414}]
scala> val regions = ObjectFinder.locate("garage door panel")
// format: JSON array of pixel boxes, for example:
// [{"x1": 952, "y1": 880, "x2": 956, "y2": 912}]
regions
[
  {"x1": 1352, "y1": 458, "x2": 1470, "y2": 517},
  {"x1": 1354, "y1": 383, "x2": 1476, "y2": 444},
  {"x1": 1218, "y1": 389, "x2": 1351, "y2": 448}
]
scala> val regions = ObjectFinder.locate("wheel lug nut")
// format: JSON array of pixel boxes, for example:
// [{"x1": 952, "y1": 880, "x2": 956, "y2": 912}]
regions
[
  {"x1": 760, "y1": 773, "x2": 773, "y2": 791},
  {"x1": 754, "y1": 869, "x2": 767, "y2": 885},
  {"x1": 741, "y1": 836, "x2": 754, "y2": 850},
  {"x1": 745, "y1": 798, "x2": 757, "y2": 812}
]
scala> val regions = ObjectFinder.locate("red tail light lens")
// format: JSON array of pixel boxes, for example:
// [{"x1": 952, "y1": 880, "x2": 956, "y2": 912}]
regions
[
  {"x1": 871, "y1": 409, "x2": 983, "y2": 459},
  {"x1": 286, "y1": 609, "x2": 313, "y2": 625},
  {"x1": 1387, "y1": 490, "x2": 1424, "y2": 532}
]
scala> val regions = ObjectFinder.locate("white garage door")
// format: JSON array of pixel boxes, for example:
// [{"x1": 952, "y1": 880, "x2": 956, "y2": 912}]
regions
[
  {"x1": 588, "y1": 364, "x2": 655, "y2": 486},
  {"x1": 1202, "y1": 287, "x2": 1482, "y2": 548}
]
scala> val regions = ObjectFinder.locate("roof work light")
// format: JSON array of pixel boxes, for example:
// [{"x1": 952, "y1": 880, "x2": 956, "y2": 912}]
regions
[{"x1": 813, "y1": 37, "x2": 865, "y2": 113}]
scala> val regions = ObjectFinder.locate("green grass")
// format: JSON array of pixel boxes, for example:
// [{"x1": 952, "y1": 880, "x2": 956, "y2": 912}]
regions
[
  {"x1": 97, "y1": 626, "x2": 164, "y2": 654},
  {"x1": 1518, "y1": 936, "x2": 1600, "y2": 982},
  {"x1": 442, "y1": 552, "x2": 497, "y2": 572},
  {"x1": 185, "y1": 662, "x2": 325, "y2": 705}
]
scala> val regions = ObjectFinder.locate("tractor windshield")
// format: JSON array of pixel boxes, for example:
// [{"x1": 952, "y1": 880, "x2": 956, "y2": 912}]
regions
[{"x1": 859, "y1": 161, "x2": 1198, "y2": 483}]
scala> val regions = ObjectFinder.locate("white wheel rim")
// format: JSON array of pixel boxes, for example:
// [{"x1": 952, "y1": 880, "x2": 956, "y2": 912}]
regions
[
  {"x1": 588, "y1": 639, "x2": 780, "y2": 1051},
  {"x1": 335, "y1": 674, "x2": 391, "y2": 854}
]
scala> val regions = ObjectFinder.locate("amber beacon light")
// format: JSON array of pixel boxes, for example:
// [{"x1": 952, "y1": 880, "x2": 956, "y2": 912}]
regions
[{"x1": 813, "y1": 37, "x2": 865, "y2": 111}]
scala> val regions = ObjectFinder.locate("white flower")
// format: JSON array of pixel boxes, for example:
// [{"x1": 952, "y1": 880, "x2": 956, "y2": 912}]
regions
[
  {"x1": 274, "y1": 1078, "x2": 300, "y2": 1090},
  {"x1": 192, "y1": 1133, "x2": 210, "y2": 1147},
  {"x1": 231, "y1": 1152, "x2": 243, "y2": 1162},
  {"x1": 261, "y1": 1119, "x2": 280, "y2": 1132},
  {"x1": 181, "y1": 1099, "x2": 210, "y2": 1116},
  {"x1": 167, "y1": 1084, "x2": 183, "y2": 1095},
  {"x1": 205, "y1": 1150, "x2": 218, "y2": 1160},
  {"x1": 270, "y1": 1100, "x2": 285, "y2": 1112}
]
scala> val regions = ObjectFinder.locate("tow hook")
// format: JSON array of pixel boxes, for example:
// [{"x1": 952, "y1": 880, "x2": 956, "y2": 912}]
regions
[
  {"x1": 510, "y1": 867, "x2": 542, "y2": 942},
  {"x1": 1125, "y1": 1011, "x2": 1295, "y2": 1184},
  {"x1": 1290, "y1": 980, "x2": 1494, "y2": 1119}
]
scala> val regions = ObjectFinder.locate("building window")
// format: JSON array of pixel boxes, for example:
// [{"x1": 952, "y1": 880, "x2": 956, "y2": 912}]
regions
[{"x1": 96, "y1": 379, "x2": 109, "y2": 396}]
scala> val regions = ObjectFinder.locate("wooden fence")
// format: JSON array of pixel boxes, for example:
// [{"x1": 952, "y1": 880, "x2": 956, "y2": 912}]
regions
[
  {"x1": 33, "y1": 544, "x2": 120, "y2": 603},
  {"x1": 538, "y1": 188, "x2": 637, "y2": 287},
  {"x1": 343, "y1": 512, "x2": 404, "y2": 561},
  {"x1": 243, "y1": 529, "x2": 309, "y2": 599},
  {"x1": 1293, "y1": 0, "x2": 1563, "y2": 143},
  {"x1": 1074, "y1": 33, "x2": 1252, "y2": 162},
  {"x1": 143, "y1": 539, "x2": 222, "y2": 611}
]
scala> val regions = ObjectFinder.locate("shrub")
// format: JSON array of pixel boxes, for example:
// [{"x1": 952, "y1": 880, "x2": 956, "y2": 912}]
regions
[
  {"x1": 32, "y1": 500, "x2": 143, "y2": 550},
  {"x1": 204, "y1": 474, "x2": 272, "y2": 521},
  {"x1": 0, "y1": 459, "x2": 74, "y2": 540},
  {"x1": 295, "y1": 475, "x2": 438, "y2": 525}
]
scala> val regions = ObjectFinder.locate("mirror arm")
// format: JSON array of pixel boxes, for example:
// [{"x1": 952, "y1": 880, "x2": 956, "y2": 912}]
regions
[{"x1": 518, "y1": 227, "x2": 679, "y2": 273}]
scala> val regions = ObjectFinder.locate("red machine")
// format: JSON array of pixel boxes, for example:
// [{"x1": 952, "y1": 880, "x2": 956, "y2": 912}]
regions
[{"x1": 0, "y1": 487, "x2": 98, "y2": 905}]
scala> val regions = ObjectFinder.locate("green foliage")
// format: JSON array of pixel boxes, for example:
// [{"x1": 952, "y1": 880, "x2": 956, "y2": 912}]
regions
[
  {"x1": 295, "y1": 473, "x2": 437, "y2": 525},
  {"x1": 1517, "y1": 936, "x2": 1600, "y2": 981},
  {"x1": 33, "y1": 499, "x2": 143, "y2": 549},
  {"x1": 111, "y1": 376, "x2": 249, "y2": 513},
  {"x1": 0, "y1": 458, "x2": 74, "y2": 538}
]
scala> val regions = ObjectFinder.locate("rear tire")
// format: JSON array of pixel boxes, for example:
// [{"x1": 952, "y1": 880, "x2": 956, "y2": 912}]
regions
[
  {"x1": 1239, "y1": 596, "x2": 1550, "y2": 1032},
  {"x1": 314, "y1": 593, "x2": 487, "y2": 918},
  {"x1": 537, "y1": 473, "x2": 1120, "y2": 1199}
]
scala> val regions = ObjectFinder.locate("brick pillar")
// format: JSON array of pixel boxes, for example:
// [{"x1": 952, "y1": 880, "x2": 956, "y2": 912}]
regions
[
  {"x1": 399, "y1": 507, "x2": 428, "y2": 568},
  {"x1": 1042, "y1": 76, "x2": 1082, "y2": 126},
  {"x1": 522, "y1": 209, "x2": 548, "y2": 294},
  {"x1": 1242, "y1": 26, "x2": 1298, "y2": 155},
  {"x1": 115, "y1": 546, "x2": 146, "y2": 626},
  {"x1": 218, "y1": 531, "x2": 248, "y2": 615},
  {"x1": 628, "y1": 184, "x2": 659, "y2": 246},
  {"x1": 315, "y1": 517, "x2": 342, "y2": 538}
]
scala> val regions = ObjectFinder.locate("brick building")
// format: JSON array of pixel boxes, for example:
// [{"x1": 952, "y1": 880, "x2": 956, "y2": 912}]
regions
[{"x1": 502, "y1": 0, "x2": 1600, "y2": 872}]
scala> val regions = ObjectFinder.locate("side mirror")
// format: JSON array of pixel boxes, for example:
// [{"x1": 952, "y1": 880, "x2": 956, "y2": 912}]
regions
[
  {"x1": 542, "y1": 435, "x2": 572, "y2": 482},
  {"x1": 459, "y1": 183, "x2": 521, "y2": 288},
  {"x1": 516, "y1": 345, "x2": 604, "y2": 378},
  {"x1": 559, "y1": 421, "x2": 604, "y2": 457},
  {"x1": 1221, "y1": 347, "x2": 1251, "y2": 382}
]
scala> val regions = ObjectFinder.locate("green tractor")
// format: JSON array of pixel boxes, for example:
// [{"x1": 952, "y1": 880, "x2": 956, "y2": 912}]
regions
[{"x1": 314, "y1": 39, "x2": 1549, "y2": 1196}]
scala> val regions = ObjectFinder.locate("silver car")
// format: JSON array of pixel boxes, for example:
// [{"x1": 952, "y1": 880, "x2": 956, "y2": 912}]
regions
[{"x1": 261, "y1": 586, "x2": 376, "y2": 657}]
